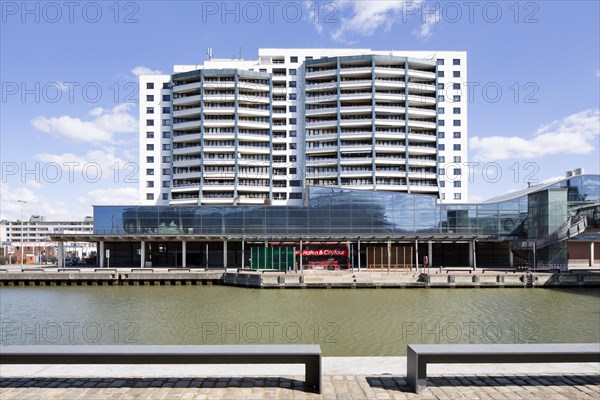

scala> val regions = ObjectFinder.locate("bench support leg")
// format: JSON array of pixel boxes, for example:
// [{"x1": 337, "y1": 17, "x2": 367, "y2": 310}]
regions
[
  {"x1": 407, "y1": 347, "x2": 427, "y2": 393},
  {"x1": 305, "y1": 356, "x2": 321, "y2": 393}
]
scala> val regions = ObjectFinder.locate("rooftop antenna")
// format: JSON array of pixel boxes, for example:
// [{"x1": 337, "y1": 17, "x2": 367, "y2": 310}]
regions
[
  {"x1": 206, "y1": 48, "x2": 213, "y2": 60},
  {"x1": 239, "y1": 47, "x2": 242, "y2": 60}
]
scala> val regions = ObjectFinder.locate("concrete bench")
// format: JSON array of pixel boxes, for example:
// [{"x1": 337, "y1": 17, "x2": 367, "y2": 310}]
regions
[
  {"x1": 407, "y1": 343, "x2": 600, "y2": 393},
  {"x1": 0, "y1": 344, "x2": 321, "y2": 393}
]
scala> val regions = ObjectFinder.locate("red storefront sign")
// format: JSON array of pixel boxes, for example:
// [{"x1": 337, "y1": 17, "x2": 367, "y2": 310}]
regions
[{"x1": 295, "y1": 249, "x2": 349, "y2": 257}]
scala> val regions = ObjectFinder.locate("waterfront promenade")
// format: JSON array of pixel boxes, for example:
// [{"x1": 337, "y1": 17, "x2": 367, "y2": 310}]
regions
[{"x1": 1, "y1": 357, "x2": 598, "y2": 399}]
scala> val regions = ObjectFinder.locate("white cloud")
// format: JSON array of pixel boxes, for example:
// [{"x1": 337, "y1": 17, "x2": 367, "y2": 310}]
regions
[
  {"x1": 0, "y1": 182, "x2": 72, "y2": 221},
  {"x1": 35, "y1": 148, "x2": 135, "y2": 180},
  {"x1": 77, "y1": 188, "x2": 139, "y2": 206},
  {"x1": 304, "y1": 0, "x2": 324, "y2": 34},
  {"x1": 329, "y1": 0, "x2": 419, "y2": 43},
  {"x1": 470, "y1": 109, "x2": 600, "y2": 161},
  {"x1": 412, "y1": 8, "x2": 440, "y2": 39},
  {"x1": 131, "y1": 66, "x2": 164, "y2": 76},
  {"x1": 31, "y1": 103, "x2": 137, "y2": 144}
]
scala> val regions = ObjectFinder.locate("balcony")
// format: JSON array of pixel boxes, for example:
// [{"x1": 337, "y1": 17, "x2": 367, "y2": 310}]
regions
[
  {"x1": 238, "y1": 107, "x2": 270, "y2": 117},
  {"x1": 406, "y1": 94, "x2": 436, "y2": 106},
  {"x1": 339, "y1": 66, "x2": 372, "y2": 76},
  {"x1": 203, "y1": 81, "x2": 235, "y2": 90},
  {"x1": 406, "y1": 69, "x2": 436, "y2": 80},
  {"x1": 305, "y1": 119, "x2": 337, "y2": 129},
  {"x1": 305, "y1": 68, "x2": 337, "y2": 79},
  {"x1": 173, "y1": 107, "x2": 201, "y2": 119},
  {"x1": 238, "y1": 120, "x2": 270, "y2": 130},
  {"x1": 203, "y1": 106, "x2": 235, "y2": 115},
  {"x1": 173, "y1": 158, "x2": 201, "y2": 168},
  {"x1": 172, "y1": 133, "x2": 202, "y2": 143},
  {"x1": 173, "y1": 171, "x2": 202, "y2": 180},
  {"x1": 407, "y1": 120, "x2": 436, "y2": 129},
  {"x1": 173, "y1": 94, "x2": 201, "y2": 106},
  {"x1": 340, "y1": 118, "x2": 372, "y2": 127},
  {"x1": 238, "y1": 81, "x2": 270, "y2": 92},
  {"x1": 173, "y1": 145, "x2": 202, "y2": 156},
  {"x1": 203, "y1": 94, "x2": 235, "y2": 102},
  {"x1": 203, "y1": 120, "x2": 235, "y2": 128},
  {"x1": 172, "y1": 81, "x2": 201, "y2": 94},
  {"x1": 305, "y1": 107, "x2": 338, "y2": 117}
]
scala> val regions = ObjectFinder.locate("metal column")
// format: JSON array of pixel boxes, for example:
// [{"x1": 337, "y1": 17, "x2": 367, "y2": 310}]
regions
[
  {"x1": 415, "y1": 239, "x2": 419, "y2": 272},
  {"x1": 223, "y1": 240, "x2": 227, "y2": 270},
  {"x1": 98, "y1": 241, "x2": 104, "y2": 268},
  {"x1": 300, "y1": 240, "x2": 303, "y2": 272},
  {"x1": 205, "y1": 243, "x2": 209, "y2": 269},
  {"x1": 428, "y1": 241, "x2": 433, "y2": 270},
  {"x1": 140, "y1": 241, "x2": 146, "y2": 268},
  {"x1": 357, "y1": 239, "x2": 361, "y2": 271},
  {"x1": 387, "y1": 240, "x2": 391, "y2": 273},
  {"x1": 590, "y1": 242, "x2": 595, "y2": 267},
  {"x1": 468, "y1": 241, "x2": 474, "y2": 268},
  {"x1": 509, "y1": 246, "x2": 514, "y2": 268},
  {"x1": 241, "y1": 240, "x2": 245, "y2": 269},
  {"x1": 182, "y1": 241, "x2": 187, "y2": 268},
  {"x1": 472, "y1": 240, "x2": 477, "y2": 270}
]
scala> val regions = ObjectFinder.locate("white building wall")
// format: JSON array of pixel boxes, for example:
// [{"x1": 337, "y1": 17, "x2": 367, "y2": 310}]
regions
[
  {"x1": 141, "y1": 48, "x2": 468, "y2": 205},
  {"x1": 139, "y1": 74, "x2": 172, "y2": 205}
]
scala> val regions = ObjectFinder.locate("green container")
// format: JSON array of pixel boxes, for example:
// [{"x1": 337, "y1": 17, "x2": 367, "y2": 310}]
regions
[{"x1": 251, "y1": 247, "x2": 295, "y2": 270}]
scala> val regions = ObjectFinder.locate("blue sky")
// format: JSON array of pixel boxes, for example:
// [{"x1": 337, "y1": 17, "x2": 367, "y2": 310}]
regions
[{"x1": 1, "y1": 0, "x2": 599, "y2": 220}]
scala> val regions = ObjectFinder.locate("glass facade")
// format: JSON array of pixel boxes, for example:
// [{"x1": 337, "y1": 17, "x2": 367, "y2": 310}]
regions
[{"x1": 94, "y1": 175, "x2": 599, "y2": 238}]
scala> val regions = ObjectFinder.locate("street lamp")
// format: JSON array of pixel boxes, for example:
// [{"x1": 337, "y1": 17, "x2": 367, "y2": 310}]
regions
[{"x1": 17, "y1": 200, "x2": 26, "y2": 267}]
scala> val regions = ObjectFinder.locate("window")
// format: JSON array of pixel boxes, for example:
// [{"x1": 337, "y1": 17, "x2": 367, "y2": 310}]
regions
[
  {"x1": 146, "y1": 132, "x2": 154, "y2": 139},
  {"x1": 438, "y1": 95, "x2": 445, "y2": 102},
  {"x1": 453, "y1": 107, "x2": 461, "y2": 114},
  {"x1": 162, "y1": 156, "x2": 171, "y2": 163},
  {"x1": 162, "y1": 94, "x2": 170, "y2": 101},
  {"x1": 146, "y1": 144, "x2": 154, "y2": 151},
  {"x1": 438, "y1": 120, "x2": 445, "y2": 126},
  {"x1": 439, "y1": 156, "x2": 445, "y2": 163},
  {"x1": 146, "y1": 193, "x2": 154, "y2": 200},
  {"x1": 146, "y1": 119, "x2": 154, "y2": 126},
  {"x1": 454, "y1": 181, "x2": 461, "y2": 187},
  {"x1": 289, "y1": 81, "x2": 296, "y2": 88},
  {"x1": 290, "y1": 180, "x2": 301, "y2": 187},
  {"x1": 453, "y1": 168, "x2": 462, "y2": 175},
  {"x1": 259, "y1": 68, "x2": 266, "y2": 73},
  {"x1": 289, "y1": 130, "x2": 297, "y2": 137},
  {"x1": 453, "y1": 95, "x2": 461, "y2": 102},
  {"x1": 438, "y1": 168, "x2": 445, "y2": 175},
  {"x1": 289, "y1": 118, "x2": 297, "y2": 125},
  {"x1": 146, "y1": 95, "x2": 154, "y2": 101},
  {"x1": 437, "y1": 59, "x2": 445, "y2": 65},
  {"x1": 438, "y1": 71, "x2": 445, "y2": 78},
  {"x1": 162, "y1": 193, "x2": 169, "y2": 200},
  {"x1": 306, "y1": 56, "x2": 313, "y2": 61},
  {"x1": 289, "y1": 168, "x2": 297, "y2": 174},
  {"x1": 454, "y1": 193, "x2": 462, "y2": 200},
  {"x1": 439, "y1": 181, "x2": 445, "y2": 187},
  {"x1": 438, "y1": 107, "x2": 445, "y2": 114},
  {"x1": 453, "y1": 120, "x2": 461, "y2": 127},
  {"x1": 162, "y1": 168, "x2": 170, "y2": 175},
  {"x1": 146, "y1": 82, "x2": 154, "y2": 89},
  {"x1": 438, "y1": 131, "x2": 445, "y2": 138},
  {"x1": 438, "y1": 83, "x2": 445, "y2": 90},
  {"x1": 163, "y1": 82, "x2": 171, "y2": 89},
  {"x1": 146, "y1": 181, "x2": 154, "y2": 188},
  {"x1": 438, "y1": 144, "x2": 445, "y2": 151},
  {"x1": 162, "y1": 107, "x2": 171, "y2": 113},
  {"x1": 290, "y1": 192, "x2": 303, "y2": 199},
  {"x1": 162, "y1": 144, "x2": 171, "y2": 151},
  {"x1": 289, "y1": 93, "x2": 297, "y2": 100},
  {"x1": 146, "y1": 107, "x2": 154, "y2": 114},
  {"x1": 441, "y1": 193, "x2": 446, "y2": 200},
  {"x1": 289, "y1": 69, "x2": 297, "y2": 75},
  {"x1": 454, "y1": 156, "x2": 461, "y2": 163},
  {"x1": 453, "y1": 71, "x2": 461, "y2": 78},
  {"x1": 289, "y1": 105, "x2": 297, "y2": 112},
  {"x1": 146, "y1": 169, "x2": 154, "y2": 175},
  {"x1": 290, "y1": 56, "x2": 298, "y2": 63},
  {"x1": 290, "y1": 155, "x2": 297, "y2": 162},
  {"x1": 290, "y1": 143, "x2": 297, "y2": 150},
  {"x1": 146, "y1": 156, "x2": 154, "y2": 163},
  {"x1": 453, "y1": 132, "x2": 461, "y2": 139},
  {"x1": 453, "y1": 144, "x2": 461, "y2": 151},
  {"x1": 162, "y1": 131, "x2": 171, "y2": 138},
  {"x1": 162, "y1": 181, "x2": 170, "y2": 188},
  {"x1": 453, "y1": 59, "x2": 460, "y2": 65},
  {"x1": 162, "y1": 119, "x2": 171, "y2": 126},
  {"x1": 453, "y1": 83, "x2": 461, "y2": 90}
]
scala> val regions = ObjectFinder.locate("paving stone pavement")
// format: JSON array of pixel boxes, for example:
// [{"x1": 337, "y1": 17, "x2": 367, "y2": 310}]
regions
[{"x1": 0, "y1": 373, "x2": 598, "y2": 399}]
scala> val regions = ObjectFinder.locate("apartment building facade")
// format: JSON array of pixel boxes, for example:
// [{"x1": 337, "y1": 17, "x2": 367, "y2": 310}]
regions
[{"x1": 139, "y1": 48, "x2": 468, "y2": 206}]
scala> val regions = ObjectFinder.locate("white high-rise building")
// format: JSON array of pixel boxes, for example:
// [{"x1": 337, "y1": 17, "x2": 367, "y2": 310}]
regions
[{"x1": 139, "y1": 48, "x2": 468, "y2": 206}]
